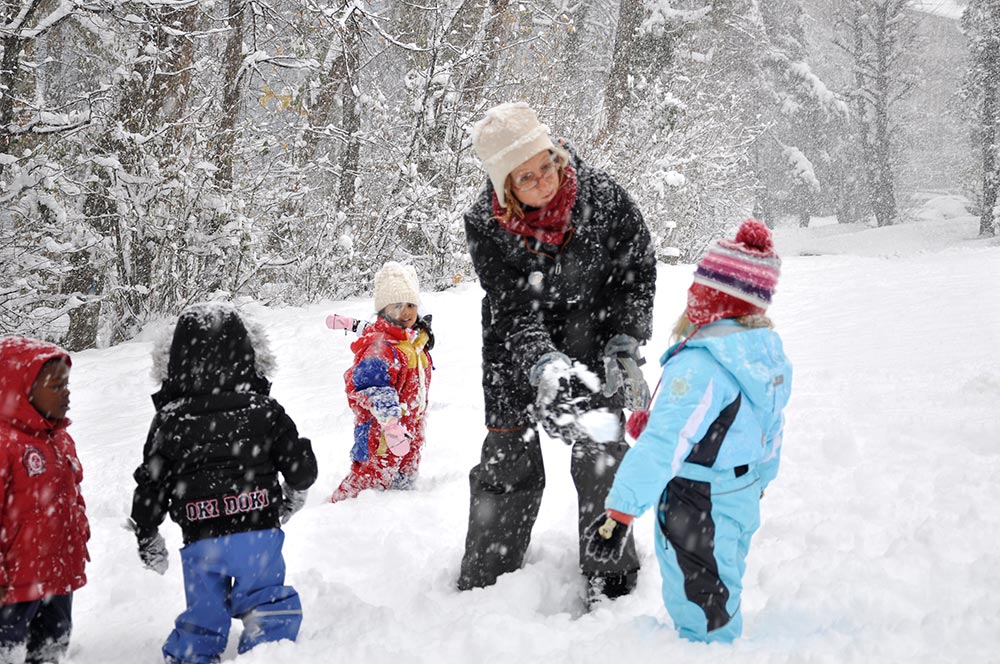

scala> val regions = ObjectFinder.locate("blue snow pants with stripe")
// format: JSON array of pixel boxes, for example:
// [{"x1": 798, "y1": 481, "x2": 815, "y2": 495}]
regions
[
  {"x1": 655, "y1": 466, "x2": 761, "y2": 643},
  {"x1": 163, "y1": 529, "x2": 302, "y2": 664}
]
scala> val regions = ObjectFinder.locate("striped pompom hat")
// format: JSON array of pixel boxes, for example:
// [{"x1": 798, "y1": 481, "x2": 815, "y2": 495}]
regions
[{"x1": 685, "y1": 218, "x2": 781, "y2": 325}]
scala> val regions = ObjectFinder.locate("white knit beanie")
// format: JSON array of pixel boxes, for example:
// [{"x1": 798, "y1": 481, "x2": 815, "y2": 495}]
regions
[
  {"x1": 471, "y1": 102, "x2": 568, "y2": 207},
  {"x1": 374, "y1": 262, "x2": 421, "y2": 312}
]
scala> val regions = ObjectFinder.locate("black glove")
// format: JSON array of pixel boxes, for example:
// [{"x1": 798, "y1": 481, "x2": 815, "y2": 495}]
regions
[
  {"x1": 530, "y1": 352, "x2": 593, "y2": 444},
  {"x1": 601, "y1": 335, "x2": 650, "y2": 410},
  {"x1": 125, "y1": 518, "x2": 168, "y2": 575},
  {"x1": 583, "y1": 512, "x2": 631, "y2": 564},
  {"x1": 414, "y1": 315, "x2": 435, "y2": 351},
  {"x1": 279, "y1": 483, "x2": 308, "y2": 524}
]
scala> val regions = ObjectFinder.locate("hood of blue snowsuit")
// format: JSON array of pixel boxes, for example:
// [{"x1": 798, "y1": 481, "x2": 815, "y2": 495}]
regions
[{"x1": 668, "y1": 320, "x2": 792, "y2": 440}]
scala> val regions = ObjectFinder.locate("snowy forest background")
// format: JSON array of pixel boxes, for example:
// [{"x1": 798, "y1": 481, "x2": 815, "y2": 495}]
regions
[{"x1": 1, "y1": 0, "x2": 997, "y2": 350}]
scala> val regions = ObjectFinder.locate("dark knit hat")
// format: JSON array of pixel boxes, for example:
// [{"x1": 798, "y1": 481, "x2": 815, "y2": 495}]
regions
[{"x1": 685, "y1": 218, "x2": 781, "y2": 325}]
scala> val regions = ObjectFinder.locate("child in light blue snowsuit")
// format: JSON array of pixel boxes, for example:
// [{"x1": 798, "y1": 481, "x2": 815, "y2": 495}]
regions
[{"x1": 584, "y1": 219, "x2": 791, "y2": 642}]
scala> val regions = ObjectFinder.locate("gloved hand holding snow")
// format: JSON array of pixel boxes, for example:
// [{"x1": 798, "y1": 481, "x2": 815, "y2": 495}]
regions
[
  {"x1": 530, "y1": 352, "x2": 573, "y2": 406},
  {"x1": 583, "y1": 512, "x2": 632, "y2": 564},
  {"x1": 529, "y1": 353, "x2": 601, "y2": 444},
  {"x1": 125, "y1": 518, "x2": 169, "y2": 575},
  {"x1": 601, "y1": 334, "x2": 650, "y2": 410},
  {"x1": 382, "y1": 417, "x2": 411, "y2": 457},
  {"x1": 279, "y1": 483, "x2": 308, "y2": 524}
]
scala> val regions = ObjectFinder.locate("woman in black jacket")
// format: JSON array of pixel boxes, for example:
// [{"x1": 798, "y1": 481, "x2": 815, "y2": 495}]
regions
[{"x1": 457, "y1": 102, "x2": 657, "y2": 605}]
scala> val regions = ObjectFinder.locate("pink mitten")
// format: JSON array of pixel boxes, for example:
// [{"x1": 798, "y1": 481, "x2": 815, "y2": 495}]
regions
[
  {"x1": 383, "y1": 418, "x2": 411, "y2": 457},
  {"x1": 327, "y1": 314, "x2": 371, "y2": 334},
  {"x1": 326, "y1": 314, "x2": 353, "y2": 330}
]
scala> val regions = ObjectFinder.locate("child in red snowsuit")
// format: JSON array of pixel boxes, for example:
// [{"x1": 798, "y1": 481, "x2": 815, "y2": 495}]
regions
[
  {"x1": 0, "y1": 337, "x2": 89, "y2": 663},
  {"x1": 331, "y1": 262, "x2": 433, "y2": 502}
]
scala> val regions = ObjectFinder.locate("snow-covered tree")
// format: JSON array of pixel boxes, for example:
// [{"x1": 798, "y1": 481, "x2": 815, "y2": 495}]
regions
[
  {"x1": 962, "y1": 0, "x2": 1000, "y2": 237},
  {"x1": 754, "y1": 0, "x2": 847, "y2": 227},
  {"x1": 0, "y1": 0, "x2": 101, "y2": 344},
  {"x1": 833, "y1": 0, "x2": 919, "y2": 227},
  {"x1": 0, "y1": 0, "x2": 974, "y2": 348}
]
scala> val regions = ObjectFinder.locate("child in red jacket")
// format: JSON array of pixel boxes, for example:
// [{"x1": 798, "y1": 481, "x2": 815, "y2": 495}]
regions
[
  {"x1": 0, "y1": 337, "x2": 89, "y2": 663},
  {"x1": 331, "y1": 262, "x2": 433, "y2": 502}
]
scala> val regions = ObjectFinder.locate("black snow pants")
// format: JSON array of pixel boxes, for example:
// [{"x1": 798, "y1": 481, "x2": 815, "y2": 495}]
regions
[{"x1": 457, "y1": 426, "x2": 640, "y2": 590}]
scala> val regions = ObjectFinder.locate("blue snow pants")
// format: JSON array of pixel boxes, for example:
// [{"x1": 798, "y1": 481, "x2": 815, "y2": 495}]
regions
[
  {"x1": 163, "y1": 529, "x2": 302, "y2": 664},
  {"x1": 655, "y1": 466, "x2": 761, "y2": 643}
]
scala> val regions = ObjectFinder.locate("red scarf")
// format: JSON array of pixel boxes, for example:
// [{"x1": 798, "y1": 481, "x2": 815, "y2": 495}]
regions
[{"x1": 492, "y1": 165, "x2": 578, "y2": 246}]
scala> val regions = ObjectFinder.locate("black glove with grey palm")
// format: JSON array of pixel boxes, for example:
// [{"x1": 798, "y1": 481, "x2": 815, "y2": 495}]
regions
[
  {"x1": 583, "y1": 512, "x2": 632, "y2": 564},
  {"x1": 529, "y1": 352, "x2": 594, "y2": 444},
  {"x1": 601, "y1": 334, "x2": 650, "y2": 410},
  {"x1": 414, "y1": 314, "x2": 435, "y2": 351},
  {"x1": 279, "y1": 482, "x2": 308, "y2": 523},
  {"x1": 125, "y1": 518, "x2": 169, "y2": 575}
]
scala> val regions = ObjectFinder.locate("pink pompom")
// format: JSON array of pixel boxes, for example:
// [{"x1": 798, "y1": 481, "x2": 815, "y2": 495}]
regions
[
  {"x1": 735, "y1": 218, "x2": 773, "y2": 252},
  {"x1": 625, "y1": 409, "x2": 650, "y2": 439}
]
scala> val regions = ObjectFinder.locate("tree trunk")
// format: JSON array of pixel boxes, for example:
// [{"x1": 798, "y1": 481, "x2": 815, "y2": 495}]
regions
[
  {"x1": 337, "y1": 26, "x2": 362, "y2": 209},
  {"x1": 0, "y1": 0, "x2": 43, "y2": 176},
  {"x1": 212, "y1": 0, "x2": 246, "y2": 192},
  {"x1": 63, "y1": 261, "x2": 103, "y2": 351},
  {"x1": 601, "y1": 0, "x2": 644, "y2": 138},
  {"x1": 980, "y1": 28, "x2": 999, "y2": 237},
  {"x1": 870, "y1": 0, "x2": 896, "y2": 227},
  {"x1": 68, "y1": 4, "x2": 201, "y2": 349}
]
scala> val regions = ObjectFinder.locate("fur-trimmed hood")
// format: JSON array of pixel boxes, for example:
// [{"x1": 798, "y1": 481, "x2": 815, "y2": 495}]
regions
[{"x1": 151, "y1": 303, "x2": 276, "y2": 408}]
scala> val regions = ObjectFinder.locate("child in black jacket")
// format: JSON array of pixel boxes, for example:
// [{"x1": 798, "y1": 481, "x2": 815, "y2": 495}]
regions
[{"x1": 129, "y1": 303, "x2": 317, "y2": 664}]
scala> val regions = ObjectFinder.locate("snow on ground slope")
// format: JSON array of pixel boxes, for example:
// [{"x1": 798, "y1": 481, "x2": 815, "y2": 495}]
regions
[{"x1": 62, "y1": 211, "x2": 1000, "y2": 663}]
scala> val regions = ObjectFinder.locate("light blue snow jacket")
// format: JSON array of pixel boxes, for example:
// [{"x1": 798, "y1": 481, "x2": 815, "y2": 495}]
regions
[{"x1": 606, "y1": 319, "x2": 792, "y2": 518}]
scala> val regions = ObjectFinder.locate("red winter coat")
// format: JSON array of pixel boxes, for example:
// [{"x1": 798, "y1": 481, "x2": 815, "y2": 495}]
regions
[
  {"x1": 332, "y1": 317, "x2": 432, "y2": 500},
  {"x1": 0, "y1": 337, "x2": 89, "y2": 604}
]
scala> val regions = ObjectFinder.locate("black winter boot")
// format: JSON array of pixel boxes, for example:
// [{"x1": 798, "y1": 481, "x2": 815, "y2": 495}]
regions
[{"x1": 585, "y1": 570, "x2": 638, "y2": 609}]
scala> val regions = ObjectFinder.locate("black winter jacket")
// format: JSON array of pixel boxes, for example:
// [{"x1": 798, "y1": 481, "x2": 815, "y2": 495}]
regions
[
  {"x1": 131, "y1": 305, "x2": 317, "y2": 544},
  {"x1": 464, "y1": 146, "x2": 656, "y2": 429}
]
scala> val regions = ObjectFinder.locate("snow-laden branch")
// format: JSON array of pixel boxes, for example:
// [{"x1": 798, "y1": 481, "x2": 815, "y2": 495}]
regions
[
  {"x1": 0, "y1": 0, "x2": 75, "y2": 39},
  {"x1": 359, "y1": 10, "x2": 436, "y2": 52},
  {"x1": 640, "y1": 0, "x2": 711, "y2": 37},
  {"x1": 238, "y1": 50, "x2": 320, "y2": 83},
  {"x1": 122, "y1": 0, "x2": 201, "y2": 8},
  {"x1": 781, "y1": 144, "x2": 821, "y2": 192},
  {"x1": 6, "y1": 109, "x2": 92, "y2": 136},
  {"x1": 787, "y1": 61, "x2": 850, "y2": 117},
  {"x1": 0, "y1": 0, "x2": 41, "y2": 34}
]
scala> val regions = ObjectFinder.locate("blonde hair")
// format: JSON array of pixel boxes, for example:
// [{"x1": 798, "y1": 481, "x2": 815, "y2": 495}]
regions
[
  {"x1": 670, "y1": 312, "x2": 773, "y2": 344},
  {"x1": 495, "y1": 151, "x2": 568, "y2": 225}
]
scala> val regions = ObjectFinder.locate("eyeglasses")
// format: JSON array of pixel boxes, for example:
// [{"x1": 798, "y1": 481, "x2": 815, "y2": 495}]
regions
[{"x1": 511, "y1": 158, "x2": 559, "y2": 191}]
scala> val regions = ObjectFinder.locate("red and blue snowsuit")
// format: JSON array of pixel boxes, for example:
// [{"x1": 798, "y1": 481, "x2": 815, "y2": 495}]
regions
[{"x1": 332, "y1": 317, "x2": 432, "y2": 501}]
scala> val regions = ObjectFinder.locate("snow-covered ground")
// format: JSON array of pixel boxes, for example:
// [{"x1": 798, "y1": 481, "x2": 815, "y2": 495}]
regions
[
  {"x1": 63, "y1": 202, "x2": 1000, "y2": 663},
  {"x1": 911, "y1": 0, "x2": 966, "y2": 20}
]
